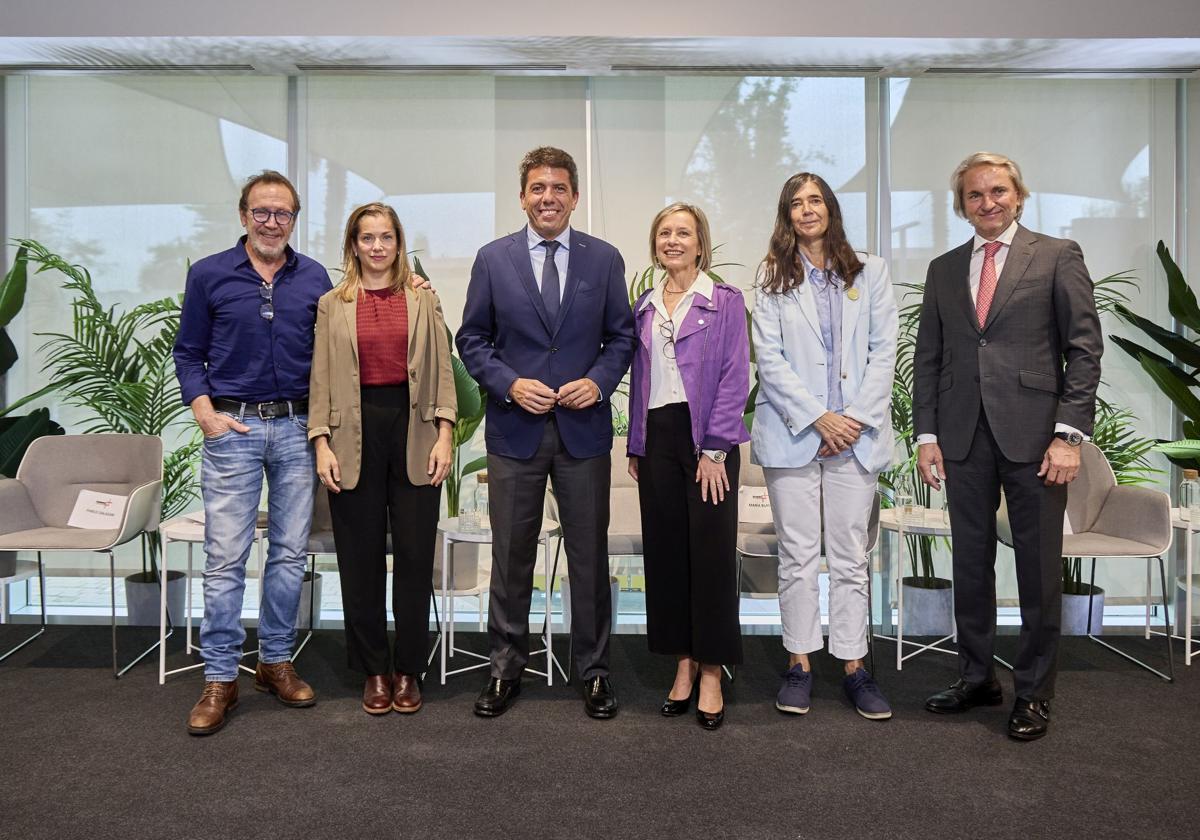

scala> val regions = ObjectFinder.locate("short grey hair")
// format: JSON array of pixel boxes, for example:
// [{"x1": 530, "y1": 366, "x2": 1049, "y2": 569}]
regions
[{"x1": 950, "y1": 152, "x2": 1030, "y2": 220}]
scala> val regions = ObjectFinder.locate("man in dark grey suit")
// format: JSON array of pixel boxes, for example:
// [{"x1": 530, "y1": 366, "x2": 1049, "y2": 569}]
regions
[{"x1": 913, "y1": 152, "x2": 1102, "y2": 741}]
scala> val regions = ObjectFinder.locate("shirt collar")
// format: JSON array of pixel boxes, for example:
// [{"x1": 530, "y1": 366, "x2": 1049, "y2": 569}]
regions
[
  {"x1": 641, "y1": 271, "x2": 714, "y2": 313},
  {"x1": 526, "y1": 225, "x2": 571, "y2": 253},
  {"x1": 235, "y1": 235, "x2": 298, "y2": 272},
  {"x1": 972, "y1": 221, "x2": 1019, "y2": 254},
  {"x1": 798, "y1": 251, "x2": 839, "y2": 289}
]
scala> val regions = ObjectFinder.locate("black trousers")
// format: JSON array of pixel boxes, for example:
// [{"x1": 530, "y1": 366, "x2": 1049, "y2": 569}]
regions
[
  {"x1": 637, "y1": 403, "x2": 742, "y2": 666},
  {"x1": 944, "y1": 411, "x2": 1066, "y2": 701},
  {"x1": 486, "y1": 417, "x2": 612, "y2": 680},
  {"x1": 327, "y1": 384, "x2": 441, "y2": 677}
]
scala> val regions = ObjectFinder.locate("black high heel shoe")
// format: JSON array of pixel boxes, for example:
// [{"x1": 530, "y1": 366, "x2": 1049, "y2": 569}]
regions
[
  {"x1": 696, "y1": 706, "x2": 725, "y2": 730},
  {"x1": 660, "y1": 686, "x2": 695, "y2": 716},
  {"x1": 661, "y1": 673, "x2": 698, "y2": 717}
]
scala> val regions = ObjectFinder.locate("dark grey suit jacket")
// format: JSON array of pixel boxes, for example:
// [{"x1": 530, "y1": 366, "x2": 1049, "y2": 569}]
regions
[{"x1": 913, "y1": 224, "x2": 1103, "y2": 463}]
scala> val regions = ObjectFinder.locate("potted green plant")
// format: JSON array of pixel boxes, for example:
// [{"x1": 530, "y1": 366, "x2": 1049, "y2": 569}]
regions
[
  {"x1": 1108, "y1": 242, "x2": 1200, "y2": 629},
  {"x1": 881, "y1": 282, "x2": 954, "y2": 635},
  {"x1": 0, "y1": 247, "x2": 66, "y2": 576},
  {"x1": 5, "y1": 239, "x2": 199, "y2": 625}
]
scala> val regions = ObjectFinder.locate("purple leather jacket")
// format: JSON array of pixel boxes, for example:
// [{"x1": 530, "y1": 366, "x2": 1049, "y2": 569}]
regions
[{"x1": 627, "y1": 282, "x2": 751, "y2": 457}]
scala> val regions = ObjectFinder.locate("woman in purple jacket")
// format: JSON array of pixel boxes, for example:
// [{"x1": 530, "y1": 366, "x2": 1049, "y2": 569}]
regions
[{"x1": 627, "y1": 202, "x2": 751, "y2": 730}]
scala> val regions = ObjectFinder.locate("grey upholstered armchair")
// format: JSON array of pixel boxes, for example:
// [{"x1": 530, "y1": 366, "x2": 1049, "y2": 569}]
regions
[
  {"x1": 0, "y1": 434, "x2": 163, "y2": 677},
  {"x1": 998, "y1": 441, "x2": 1174, "y2": 681}
]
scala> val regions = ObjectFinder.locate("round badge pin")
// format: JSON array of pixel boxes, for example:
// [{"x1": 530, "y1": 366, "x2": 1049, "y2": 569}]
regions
[{"x1": 847, "y1": 288, "x2": 860, "y2": 301}]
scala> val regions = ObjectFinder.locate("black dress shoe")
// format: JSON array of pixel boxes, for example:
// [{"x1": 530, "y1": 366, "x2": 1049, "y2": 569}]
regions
[
  {"x1": 696, "y1": 707, "x2": 724, "y2": 730},
  {"x1": 1008, "y1": 698, "x2": 1050, "y2": 741},
  {"x1": 924, "y1": 678, "x2": 1004, "y2": 714},
  {"x1": 583, "y1": 675, "x2": 618, "y2": 719},
  {"x1": 474, "y1": 677, "x2": 521, "y2": 717}
]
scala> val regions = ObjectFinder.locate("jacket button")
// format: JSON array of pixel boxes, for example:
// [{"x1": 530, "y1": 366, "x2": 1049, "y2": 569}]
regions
[
  {"x1": 410, "y1": 368, "x2": 417, "y2": 377},
  {"x1": 550, "y1": 347, "x2": 558, "y2": 353},
  {"x1": 974, "y1": 375, "x2": 980, "y2": 382},
  {"x1": 979, "y1": 338, "x2": 987, "y2": 347}
]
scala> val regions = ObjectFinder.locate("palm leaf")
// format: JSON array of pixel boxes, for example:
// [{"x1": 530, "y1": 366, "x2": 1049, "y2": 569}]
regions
[{"x1": 1158, "y1": 240, "x2": 1200, "y2": 332}]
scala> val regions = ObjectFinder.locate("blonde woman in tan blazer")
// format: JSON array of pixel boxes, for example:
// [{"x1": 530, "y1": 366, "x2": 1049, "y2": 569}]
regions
[{"x1": 308, "y1": 202, "x2": 457, "y2": 716}]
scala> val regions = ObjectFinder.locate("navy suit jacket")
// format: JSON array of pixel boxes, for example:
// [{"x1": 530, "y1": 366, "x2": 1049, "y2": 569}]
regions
[{"x1": 456, "y1": 227, "x2": 636, "y2": 460}]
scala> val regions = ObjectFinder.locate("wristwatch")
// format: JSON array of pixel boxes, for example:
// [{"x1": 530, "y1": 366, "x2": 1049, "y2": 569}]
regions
[
  {"x1": 1053, "y1": 431, "x2": 1084, "y2": 446},
  {"x1": 706, "y1": 449, "x2": 727, "y2": 463}
]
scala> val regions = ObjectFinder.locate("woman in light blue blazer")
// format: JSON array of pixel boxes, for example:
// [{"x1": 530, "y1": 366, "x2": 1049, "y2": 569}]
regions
[{"x1": 751, "y1": 172, "x2": 898, "y2": 722}]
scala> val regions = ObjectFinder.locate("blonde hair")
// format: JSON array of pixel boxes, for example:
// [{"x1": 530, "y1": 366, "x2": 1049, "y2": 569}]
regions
[
  {"x1": 950, "y1": 152, "x2": 1030, "y2": 220},
  {"x1": 335, "y1": 202, "x2": 412, "y2": 303},
  {"x1": 648, "y1": 202, "x2": 713, "y2": 272}
]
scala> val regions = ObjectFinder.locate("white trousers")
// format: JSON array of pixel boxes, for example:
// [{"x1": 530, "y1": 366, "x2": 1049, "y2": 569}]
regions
[{"x1": 765, "y1": 457, "x2": 877, "y2": 660}]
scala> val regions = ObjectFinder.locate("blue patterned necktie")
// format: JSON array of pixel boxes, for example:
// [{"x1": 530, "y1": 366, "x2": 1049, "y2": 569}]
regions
[{"x1": 540, "y1": 240, "x2": 561, "y2": 323}]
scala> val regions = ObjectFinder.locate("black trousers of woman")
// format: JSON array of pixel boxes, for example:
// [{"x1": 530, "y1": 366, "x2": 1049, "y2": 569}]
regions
[
  {"x1": 637, "y1": 403, "x2": 743, "y2": 665},
  {"x1": 328, "y1": 384, "x2": 441, "y2": 677}
]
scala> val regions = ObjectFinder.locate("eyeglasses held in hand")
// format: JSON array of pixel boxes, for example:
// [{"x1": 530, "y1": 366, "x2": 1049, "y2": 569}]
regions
[
  {"x1": 259, "y1": 282, "x2": 274, "y2": 321},
  {"x1": 249, "y1": 208, "x2": 296, "y2": 225}
]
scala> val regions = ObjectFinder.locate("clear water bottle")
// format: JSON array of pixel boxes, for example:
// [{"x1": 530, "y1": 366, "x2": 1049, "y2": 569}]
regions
[
  {"x1": 895, "y1": 473, "x2": 919, "y2": 525},
  {"x1": 473, "y1": 472, "x2": 490, "y2": 534},
  {"x1": 1180, "y1": 469, "x2": 1200, "y2": 527}
]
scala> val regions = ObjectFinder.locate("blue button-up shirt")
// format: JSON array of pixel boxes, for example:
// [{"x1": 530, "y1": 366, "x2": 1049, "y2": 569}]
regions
[
  {"x1": 173, "y1": 237, "x2": 332, "y2": 405},
  {"x1": 801, "y1": 254, "x2": 849, "y2": 461}
]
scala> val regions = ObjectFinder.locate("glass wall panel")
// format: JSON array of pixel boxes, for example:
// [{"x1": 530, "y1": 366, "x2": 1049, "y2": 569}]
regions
[{"x1": 592, "y1": 76, "x2": 868, "y2": 294}]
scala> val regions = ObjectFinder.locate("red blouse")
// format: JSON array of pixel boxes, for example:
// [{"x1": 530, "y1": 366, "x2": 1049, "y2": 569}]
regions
[{"x1": 356, "y1": 287, "x2": 409, "y2": 386}]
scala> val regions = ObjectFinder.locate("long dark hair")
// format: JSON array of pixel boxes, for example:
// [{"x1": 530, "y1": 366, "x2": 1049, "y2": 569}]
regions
[{"x1": 759, "y1": 172, "x2": 863, "y2": 294}]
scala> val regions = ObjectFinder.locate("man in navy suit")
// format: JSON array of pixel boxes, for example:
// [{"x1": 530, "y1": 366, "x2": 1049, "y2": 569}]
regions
[{"x1": 457, "y1": 146, "x2": 636, "y2": 718}]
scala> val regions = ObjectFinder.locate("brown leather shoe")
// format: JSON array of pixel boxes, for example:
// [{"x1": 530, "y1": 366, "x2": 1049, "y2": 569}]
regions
[
  {"x1": 187, "y1": 680, "x2": 239, "y2": 736},
  {"x1": 392, "y1": 673, "x2": 422, "y2": 714},
  {"x1": 362, "y1": 675, "x2": 392, "y2": 715},
  {"x1": 254, "y1": 661, "x2": 316, "y2": 707}
]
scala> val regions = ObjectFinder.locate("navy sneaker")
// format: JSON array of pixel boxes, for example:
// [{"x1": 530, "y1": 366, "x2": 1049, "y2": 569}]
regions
[
  {"x1": 776, "y1": 663, "x2": 812, "y2": 714},
  {"x1": 843, "y1": 668, "x2": 892, "y2": 720}
]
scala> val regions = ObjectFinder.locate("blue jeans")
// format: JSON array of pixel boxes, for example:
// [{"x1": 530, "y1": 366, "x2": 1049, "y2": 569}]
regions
[{"x1": 199, "y1": 413, "x2": 315, "y2": 681}]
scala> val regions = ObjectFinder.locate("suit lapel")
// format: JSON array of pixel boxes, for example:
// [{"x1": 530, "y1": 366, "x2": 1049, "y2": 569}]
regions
[
  {"x1": 553, "y1": 230, "x2": 587, "y2": 336},
  {"x1": 945, "y1": 239, "x2": 976, "y2": 333},
  {"x1": 789, "y1": 282, "x2": 824, "y2": 345},
  {"x1": 505, "y1": 230, "x2": 553, "y2": 335},
  {"x1": 404, "y1": 286, "x2": 420, "y2": 368},
  {"x1": 340, "y1": 292, "x2": 359, "y2": 364},
  {"x1": 676, "y1": 289, "x2": 718, "y2": 341},
  {"x1": 982, "y1": 226, "x2": 1036, "y2": 332},
  {"x1": 840, "y1": 278, "x2": 862, "y2": 353}
]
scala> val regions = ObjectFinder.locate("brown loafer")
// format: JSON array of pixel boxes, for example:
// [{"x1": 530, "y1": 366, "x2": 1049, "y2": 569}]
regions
[
  {"x1": 254, "y1": 661, "x2": 316, "y2": 707},
  {"x1": 362, "y1": 675, "x2": 392, "y2": 715},
  {"x1": 187, "y1": 680, "x2": 239, "y2": 736},
  {"x1": 392, "y1": 673, "x2": 422, "y2": 714}
]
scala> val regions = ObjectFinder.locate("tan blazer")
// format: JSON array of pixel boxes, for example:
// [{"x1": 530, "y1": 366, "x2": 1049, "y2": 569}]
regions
[{"x1": 308, "y1": 286, "x2": 457, "y2": 489}]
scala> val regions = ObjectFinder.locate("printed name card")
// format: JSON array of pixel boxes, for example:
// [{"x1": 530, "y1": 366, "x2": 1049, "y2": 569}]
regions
[
  {"x1": 68, "y1": 490, "x2": 128, "y2": 529},
  {"x1": 739, "y1": 486, "x2": 774, "y2": 524}
]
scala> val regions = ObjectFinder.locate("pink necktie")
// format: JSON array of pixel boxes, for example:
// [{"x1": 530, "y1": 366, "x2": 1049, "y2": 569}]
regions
[{"x1": 976, "y1": 241, "x2": 1003, "y2": 329}]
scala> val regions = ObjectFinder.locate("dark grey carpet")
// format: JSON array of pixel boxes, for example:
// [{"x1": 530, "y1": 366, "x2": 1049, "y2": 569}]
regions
[{"x1": 0, "y1": 625, "x2": 1196, "y2": 840}]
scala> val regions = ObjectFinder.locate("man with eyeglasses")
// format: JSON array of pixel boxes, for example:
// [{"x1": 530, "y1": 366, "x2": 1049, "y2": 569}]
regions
[{"x1": 173, "y1": 170, "x2": 331, "y2": 735}]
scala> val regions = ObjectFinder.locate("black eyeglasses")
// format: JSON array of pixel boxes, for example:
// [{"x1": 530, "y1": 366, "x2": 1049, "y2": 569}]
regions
[
  {"x1": 249, "y1": 208, "x2": 297, "y2": 225},
  {"x1": 658, "y1": 316, "x2": 676, "y2": 360},
  {"x1": 259, "y1": 282, "x2": 274, "y2": 321}
]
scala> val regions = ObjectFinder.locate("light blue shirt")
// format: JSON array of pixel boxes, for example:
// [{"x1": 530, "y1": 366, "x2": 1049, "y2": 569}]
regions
[
  {"x1": 801, "y1": 253, "x2": 849, "y2": 461},
  {"x1": 526, "y1": 225, "x2": 570, "y2": 303}
]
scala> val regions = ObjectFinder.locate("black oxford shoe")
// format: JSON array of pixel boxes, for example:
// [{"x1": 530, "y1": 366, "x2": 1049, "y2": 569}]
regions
[
  {"x1": 924, "y1": 678, "x2": 1004, "y2": 713},
  {"x1": 1008, "y1": 698, "x2": 1050, "y2": 741},
  {"x1": 474, "y1": 677, "x2": 521, "y2": 717},
  {"x1": 583, "y1": 675, "x2": 619, "y2": 719}
]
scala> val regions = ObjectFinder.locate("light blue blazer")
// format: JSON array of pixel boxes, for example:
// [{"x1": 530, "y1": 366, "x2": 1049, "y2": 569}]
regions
[{"x1": 750, "y1": 253, "x2": 899, "y2": 474}]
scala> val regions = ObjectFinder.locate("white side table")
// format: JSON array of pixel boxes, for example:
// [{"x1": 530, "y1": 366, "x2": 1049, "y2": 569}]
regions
[
  {"x1": 1169, "y1": 510, "x2": 1200, "y2": 665},
  {"x1": 875, "y1": 508, "x2": 958, "y2": 669},
  {"x1": 436, "y1": 517, "x2": 564, "y2": 686},
  {"x1": 157, "y1": 513, "x2": 267, "y2": 684}
]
